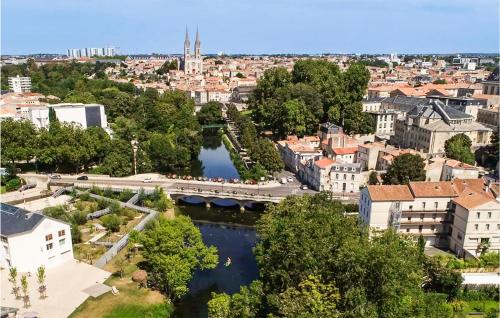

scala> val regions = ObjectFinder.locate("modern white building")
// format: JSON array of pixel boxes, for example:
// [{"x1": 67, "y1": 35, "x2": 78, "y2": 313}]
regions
[
  {"x1": 1, "y1": 203, "x2": 73, "y2": 272},
  {"x1": 8, "y1": 75, "x2": 32, "y2": 93},
  {"x1": 28, "y1": 103, "x2": 108, "y2": 129},
  {"x1": 67, "y1": 47, "x2": 117, "y2": 58}
]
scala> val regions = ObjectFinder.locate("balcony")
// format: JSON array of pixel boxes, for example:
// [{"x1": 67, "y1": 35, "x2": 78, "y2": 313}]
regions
[{"x1": 400, "y1": 220, "x2": 443, "y2": 225}]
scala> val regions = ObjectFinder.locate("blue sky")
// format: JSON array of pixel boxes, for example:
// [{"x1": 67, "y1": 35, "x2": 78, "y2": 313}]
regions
[{"x1": 2, "y1": 0, "x2": 499, "y2": 55}]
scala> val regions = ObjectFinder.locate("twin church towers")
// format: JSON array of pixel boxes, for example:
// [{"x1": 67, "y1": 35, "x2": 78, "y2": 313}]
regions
[{"x1": 183, "y1": 27, "x2": 203, "y2": 75}]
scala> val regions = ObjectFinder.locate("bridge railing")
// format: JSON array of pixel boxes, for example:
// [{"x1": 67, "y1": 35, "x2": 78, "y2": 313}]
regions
[{"x1": 168, "y1": 188, "x2": 283, "y2": 202}]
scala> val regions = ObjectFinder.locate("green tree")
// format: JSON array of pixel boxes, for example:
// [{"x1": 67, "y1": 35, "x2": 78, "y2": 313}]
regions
[
  {"x1": 197, "y1": 102, "x2": 223, "y2": 125},
  {"x1": 37, "y1": 266, "x2": 47, "y2": 298},
  {"x1": 423, "y1": 257, "x2": 463, "y2": 300},
  {"x1": 139, "y1": 215, "x2": 218, "y2": 300},
  {"x1": 208, "y1": 292, "x2": 231, "y2": 318},
  {"x1": 383, "y1": 154, "x2": 426, "y2": 185},
  {"x1": 281, "y1": 99, "x2": 308, "y2": 136},
  {"x1": 0, "y1": 119, "x2": 37, "y2": 165},
  {"x1": 251, "y1": 139, "x2": 284, "y2": 173},
  {"x1": 368, "y1": 171, "x2": 379, "y2": 185},
  {"x1": 101, "y1": 214, "x2": 121, "y2": 232},
  {"x1": 444, "y1": 134, "x2": 475, "y2": 165},
  {"x1": 271, "y1": 275, "x2": 341, "y2": 318},
  {"x1": 21, "y1": 274, "x2": 30, "y2": 308},
  {"x1": 8, "y1": 267, "x2": 20, "y2": 299}
]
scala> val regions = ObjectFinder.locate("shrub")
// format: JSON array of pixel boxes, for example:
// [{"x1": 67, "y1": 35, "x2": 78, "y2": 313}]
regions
[
  {"x1": 101, "y1": 214, "x2": 121, "y2": 232},
  {"x1": 5, "y1": 177, "x2": 22, "y2": 191},
  {"x1": 119, "y1": 189, "x2": 134, "y2": 202},
  {"x1": 71, "y1": 224, "x2": 82, "y2": 244},
  {"x1": 72, "y1": 211, "x2": 88, "y2": 225},
  {"x1": 103, "y1": 187, "x2": 115, "y2": 198}
]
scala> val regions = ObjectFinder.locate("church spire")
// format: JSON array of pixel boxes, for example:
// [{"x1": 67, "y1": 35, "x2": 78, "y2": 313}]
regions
[
  {"x1": 184, "y1": 27, "x2": 190, "y2": 47},
  {"x1": 195, "y1": 27, "x2": 200, "y2": 46}
]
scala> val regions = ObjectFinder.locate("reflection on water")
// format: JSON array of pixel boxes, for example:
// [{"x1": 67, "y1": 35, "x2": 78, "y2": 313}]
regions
[
  {"x1": 173, "y1": 219, "x2": 259, "y2": 318},
  {"x1": 173, "y1": 132, "x2": 260, "y2": 318}
]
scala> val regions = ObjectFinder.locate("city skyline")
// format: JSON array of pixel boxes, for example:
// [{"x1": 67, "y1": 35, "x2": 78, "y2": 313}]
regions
[{"x1": 2, "y1": 0, "x2": 499, "y2": 55}]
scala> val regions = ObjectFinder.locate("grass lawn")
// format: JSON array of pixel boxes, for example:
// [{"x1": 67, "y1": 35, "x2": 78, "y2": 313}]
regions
[
  {"x1": 463, "y1": 300, "x2": 499, "y2": 316},
  {"x1": 69, "y1": 249, "x2": 171, "y2": 318},
  {"x1": 0, "y1": 186, "x2": 6, "y2": 194}
]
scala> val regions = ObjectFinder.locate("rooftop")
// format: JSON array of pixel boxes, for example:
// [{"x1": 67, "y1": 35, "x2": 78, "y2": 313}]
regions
[
  {"x1": 0, "y1": 203, "x2": 44, "y2": 236},
  {"x1": 367, "y1": 185, "x2": 414, "y2": 201}
]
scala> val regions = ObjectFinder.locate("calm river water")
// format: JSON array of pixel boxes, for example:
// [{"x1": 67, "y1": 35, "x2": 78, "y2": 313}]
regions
[{"x1": 174, "y1": 132, "x2": 261, "y2": 318}]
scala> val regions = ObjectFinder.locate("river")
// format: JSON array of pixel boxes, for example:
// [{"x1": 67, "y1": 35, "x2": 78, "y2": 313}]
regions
[{"x1": 174, "y1": 132, "x2": 261, "y2": 318}]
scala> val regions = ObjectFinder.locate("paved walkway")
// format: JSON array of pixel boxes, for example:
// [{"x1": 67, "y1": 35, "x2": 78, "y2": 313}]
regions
[
  {"x1": 0, "y1": 259, "x2": 110, "y2": 318},
  {"x1": 462, "y1": 272, "x2": 500, "y2": 285}
]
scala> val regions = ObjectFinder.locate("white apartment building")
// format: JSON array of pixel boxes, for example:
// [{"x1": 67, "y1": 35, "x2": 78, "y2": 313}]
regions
[
  {"x1": 1, "y1": 203, "x2": 73, "y2": 272},
  {"x1": 299, "y1": 157, "x2": 364, "y2": 193},
  {"x1": 8, "y1": 75, "x2": 32, "y2": 93},
  {"x1": 359, "y1": 179, "x2": 500, "y2": 258},
  {"x1": 28, "y1": 103, "x2": 108, "y2": 129},
  {"x1": 277, "y1": 136, "x2": 323, "y2": 173}
]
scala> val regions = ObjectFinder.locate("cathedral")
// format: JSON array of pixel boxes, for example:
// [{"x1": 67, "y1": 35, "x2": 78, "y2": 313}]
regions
[{"x1": 183, "y1": 28, "x2": 203, "y2": 75}]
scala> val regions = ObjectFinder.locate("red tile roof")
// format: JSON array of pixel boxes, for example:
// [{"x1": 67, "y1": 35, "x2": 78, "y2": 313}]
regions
[
  {"x1": 314, "y1": 157, "x2": 335, "y2": 169},
  {"x1": 367, "y1": 185, "x2": 414, "y2": 202}
]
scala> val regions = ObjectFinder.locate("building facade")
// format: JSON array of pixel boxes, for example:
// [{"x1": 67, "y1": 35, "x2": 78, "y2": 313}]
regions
[
  {"x1": 28, "y1": 103, "x2": 108, "y2": 129},
  {"x1": 1, "y1": 203, "x2": 73, "y2": 272},
  {"x1": 359, "y1": 179, "x2": 500, "y2": 258},
  {"x1": 183, "y1": 28, "x2": 203, "y2": 75},
  {"x1": 8, "y1": 75, "x2": 32, "y2": 93},
  {"x1": 391, "y1": 100, "x2": 491, "y2": 154}
]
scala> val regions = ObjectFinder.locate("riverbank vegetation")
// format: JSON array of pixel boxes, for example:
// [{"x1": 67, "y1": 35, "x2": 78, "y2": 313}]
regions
[
  {"x1": 249, "y1": 60, "x2": 375, "y2": 137},
  {"x1": 226, "y1": 104, "x2": 283, "y2": 175},
  {"x1": 1, "y1": 61, "x2": 201, "y2": 176},
  {"x1": 207, "y1": 193, "x2": 499, "y2": 318}
]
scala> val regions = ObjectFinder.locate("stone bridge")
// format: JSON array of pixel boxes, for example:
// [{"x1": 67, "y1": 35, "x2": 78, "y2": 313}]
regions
[{"x1": 169, "y1": 188, "x2": 282, "y2": 211}]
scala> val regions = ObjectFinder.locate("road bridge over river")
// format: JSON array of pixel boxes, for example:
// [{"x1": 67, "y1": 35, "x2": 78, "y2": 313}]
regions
[{"x1": 21, "y1": 173, "x2": 360, "y2": 206}]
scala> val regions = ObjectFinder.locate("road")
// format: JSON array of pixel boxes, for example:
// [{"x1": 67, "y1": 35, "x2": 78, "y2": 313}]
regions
[{"x1": 19, "y1": 173, "x2": 360, "y2": 203}]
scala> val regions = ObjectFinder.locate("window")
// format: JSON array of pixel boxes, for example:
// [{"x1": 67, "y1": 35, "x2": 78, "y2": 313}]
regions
[
  {"x1": 418, "y1": 225, "x2": 423, "y2": 233},
  {"x1": 486, "y1": 224, "x2": 490, "y2": 230},
  {"x1": 432, "y1": 213, "x2": 436, "y2": 220},
  {"x1": 343, "y1": 174, "x2": 347, "y2": 180},
  {"x1": 1, "y1": 236, "x2": 7, "y2": 243},
  {"x1": 351, "y1": 175, "x2": 355, "y2": 181},
  {"x1": 409, "y1": 205, "x2": 413, "y2": 210},
  {"x1": 335, "y1": 173, "x2": 339, "y2": 180},
  {"x1": 406, "y1": 228, "x2": 410, "y2": 233},
  {"x1": 474, "y1": 224, "x2": 478, "y2": 230},
  {"x1": 488, "y1": 212, "x2": 492, "y2": 219},
  {"x1": 46, "y1": 243, "x2": 53, "y2": 250},
  {"x1": 45, "y1": 234, "x2": 53, "y2": 241},
  {"x1": 434, "y1": 202, "x2": 438, "y2": 209},
  {"x1": 422, "y1": 202, "x2": 426, "y2": 209},
  {"x1": 497, "y1": 224, "x2": 500, "y2": 231},
  {"x1": 476, "y1": 212, "x2": 480, "y2": 219},
  {"x1": 420, "y1": 214, "x2": 424, "y2": 220},
  {"x1": 59, "y1": 238, "x2": 66, "y2": 246},
  {"x1": 457, "y1": 233, "x2": 463, "y2": 241},
  {"x1": 408, "y1": 217, "x2": 411, "y2": 221},
  {"x1": 58, "y1": 230, "x2": 65, "y2": 237}
]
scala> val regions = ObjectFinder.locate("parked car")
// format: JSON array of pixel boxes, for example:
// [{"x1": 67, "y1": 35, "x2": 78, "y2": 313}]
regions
[
  {"x1": 77, "y1": 175, "x2": 88, "y2": 180},
  {"x1": 143, "y1": 178, "x2": 152, "y2": 183},
  {"x1": 300, "y1": 184, "x2": 308, "y2": 190},
  {"x1": 50, "y1": 174, "x2": 62, "y2": 179},
  {"x1": 280, "y1": 177, "x2": 287, "y2": 184},
  {"x1": 287, "y1": 177, "x2": 294, "y2": 182}
]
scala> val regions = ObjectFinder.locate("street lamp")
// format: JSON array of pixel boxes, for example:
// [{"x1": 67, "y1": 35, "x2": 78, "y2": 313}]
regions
[{"x1": 131, "y1": 140, "x2": 138, "y2": 175}]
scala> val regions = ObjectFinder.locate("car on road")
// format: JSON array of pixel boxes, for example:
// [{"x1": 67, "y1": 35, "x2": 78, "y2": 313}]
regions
[
  {"x1": 287, "y1": 177, "x2": 294, "y2": 182},
  {"x1": 280, "y1": 177, "x2": 287, "y2": 184},
  {"x1": 50, "y1": 174, "x2": 62, "y2": 179},
  {"x1": 143, "y1": 178, "x2": 152, "y2": 183},
  {"x1": 300, "y1": 184, "x2": 308, "y2": 190},
  {"x1": 77, "y1": 175, "x2": 88, "y2": 180}
]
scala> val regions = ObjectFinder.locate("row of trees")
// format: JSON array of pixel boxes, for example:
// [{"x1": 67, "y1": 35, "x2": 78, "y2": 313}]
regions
[
  {"x1": 249, "y1": 60, "x2": 375, "y2": 137},
  {"x1": 1, "y1": 61, "x2": 202, "y2": 176},
  {"x1": 8, "y1": 266, "x2": 47, "y2": 309},
  {"x1": 227, "y1": 104, "x2": 284, "y2": 175},
  {"x1": 208, "y1": 193, "x2": 466, "y2": 317}
]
